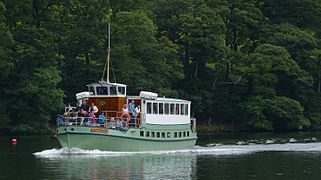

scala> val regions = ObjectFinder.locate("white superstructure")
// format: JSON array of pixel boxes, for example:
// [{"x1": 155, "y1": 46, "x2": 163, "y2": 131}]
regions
[{"x1": 142, "y1": 97, "x2": 191, "y2": 125}]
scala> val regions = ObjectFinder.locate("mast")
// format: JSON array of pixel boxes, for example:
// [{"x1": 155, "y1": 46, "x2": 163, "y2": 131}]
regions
[
  {"x1": 106, "y1": 22, "x2": 111, "y2": 83},
  {"x1": 101, "y1": 22, "x2": 111, "y2": 82}
]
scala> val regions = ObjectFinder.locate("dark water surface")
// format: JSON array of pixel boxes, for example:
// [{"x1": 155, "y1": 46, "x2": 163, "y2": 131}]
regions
[{"x1": 1, "y1": 132, "x2": 321, "y2": 179}]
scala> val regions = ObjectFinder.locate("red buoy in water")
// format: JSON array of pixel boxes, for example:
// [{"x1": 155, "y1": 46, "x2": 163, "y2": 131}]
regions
[{"x1": 11, "y1": 138, "x2": 17, "y2": 145}]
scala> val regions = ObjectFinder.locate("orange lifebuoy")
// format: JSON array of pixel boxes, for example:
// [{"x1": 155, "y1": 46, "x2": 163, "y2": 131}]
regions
[{"x1": 120, "y1": 112, "x2": 131, "y2": 124}]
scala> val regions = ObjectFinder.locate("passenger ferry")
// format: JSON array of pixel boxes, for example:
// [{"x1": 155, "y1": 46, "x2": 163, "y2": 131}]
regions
[{"x1": 55, "y1": 24, "x2": 197, "y2": 151}]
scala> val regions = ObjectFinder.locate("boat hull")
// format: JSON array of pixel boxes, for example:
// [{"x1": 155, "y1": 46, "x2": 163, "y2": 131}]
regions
[{"x1": 56, "y1": 125, "x2": 197, "y2": 151}]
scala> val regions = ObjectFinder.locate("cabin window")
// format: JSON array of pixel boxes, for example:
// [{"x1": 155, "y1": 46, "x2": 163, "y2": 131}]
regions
[
  {"x1": 140, "y1": 131, "x2": 144, "y2": 137},
  {"x1": 180, "y1": 104, "x2": 184, "y2": 115},
  {"x1": 147, "y1": 102, "x2": 152, "y2": 114},
  {"x1": 167, "y1": 132, "x2": 171, "y2": 138},
  {"x1": 161, "y1": 132, "x2": 165, "y2": 138},
  {"x1": 146, "y1": 131, "x2": 150, "y2": 137},
  {"x1": 170, "y1": 103, "x2": 175, "y2": 114},
  {"x1": 174, "y1": 132, "x2": 177, "y2": 137},
  {"x1": 185, "y1": 104, "x2": 189, "y2": 115},
  {"x1": 151, "y1": 132, "x2": 155, "y2": 138},
  {"x1": 157, "y1": 132, "x2": 160, "y2": 138},
  {"x1": 179, "y1": 132, "x2": 182, "y2": 137},
  {"x1": 89, "y1": 86, "x2": 95, "y2": 95},
  {"x1": 159, "y1": 103, "x2": 164, "y2": 114},
  {"x1": 187, "y1": 131, "x2": 190, "y2": 137},
  {"x1": 183, "y1": 131, "x2": 186, "y2": 137},
  {"x1": 165, "y1": 103, "x2": 169, "y2": 114},
  {"x1": 96, "y1": 87, "x2": 108, "y2": 95},
  {"x1": 175, "y1": 103, "x2": 179, "y2": 115},
  {"x1": 153, "y1": 103, "x2": 158, "y2": 114},
  {"x1": 110, "y1": 86, "x2": 117, "y2": 95},
  {"x1": 118, "y1": 87, "x2": 125, "y2": 95}
]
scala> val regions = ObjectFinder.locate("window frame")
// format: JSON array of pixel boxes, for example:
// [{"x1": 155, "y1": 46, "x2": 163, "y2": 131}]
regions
[
  {"x1": 180, "y1": 104, "x2": 184, "y2": 115},
  {"x1": 153, "y1": 102, "x2": 158, "y2": 114},
  {"x1": 165, "y1": 103, "x2": 169, "y2": 114},
  {"x1": 147, "y1": 102, "x2": 152, "y2": 114},
  {"x1": 170, "y1": 103, "x2": 175, "y2": 115},
  {"x1": 175, "y1": 103, "x2": 179, "y2": 115},
  {"x1": 159, "y1": 103, "x2": 164, "y2": 114},
  {"x1": 110, "y1": 86, "x2": 117, "y2": 95},
  {"x1": 184, "y1": 104, "x2": 189, "y2": 115},
  {"x1": 96, "y1": 87, "x2": 108, "y2": 95}
]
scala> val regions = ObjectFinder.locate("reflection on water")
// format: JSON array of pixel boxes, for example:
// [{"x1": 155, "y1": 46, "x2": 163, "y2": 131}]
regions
[
  {"x1": 32, "y1": 142, "x2": 321, "y2": 179},
  {"x1": 35, "y1": 152, "x2": 197, "y2": 180}
]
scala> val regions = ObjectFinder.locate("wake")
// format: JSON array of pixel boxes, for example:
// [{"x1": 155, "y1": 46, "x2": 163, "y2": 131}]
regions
[{"x1": 33, "y1": 141, "x2": 321, "y2": 158}]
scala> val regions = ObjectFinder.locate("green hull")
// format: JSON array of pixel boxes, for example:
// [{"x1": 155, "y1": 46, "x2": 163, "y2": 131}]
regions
[{"x1": 56, "y1": 125, "x2": 197, "y2": 151}]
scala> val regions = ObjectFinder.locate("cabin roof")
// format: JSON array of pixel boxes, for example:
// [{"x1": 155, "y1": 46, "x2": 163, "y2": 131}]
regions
[
  {"x1": 155, "y1": 97, "x2": 190, "y2": 103},
  {"x1": 87, "y1": 81, "x2": 127, "y2": 87},
  {"x1": 128, "y1": 96, "x2": 189, "y2": 102}
]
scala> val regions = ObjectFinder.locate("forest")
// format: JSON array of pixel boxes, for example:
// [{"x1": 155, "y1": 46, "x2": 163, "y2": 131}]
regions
[{"x1": 0, "y1": 0, "x2": 321, "y2": 134}]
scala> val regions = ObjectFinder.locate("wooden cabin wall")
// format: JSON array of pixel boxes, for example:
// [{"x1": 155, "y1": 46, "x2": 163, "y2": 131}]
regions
[{"x1": 89, "y1": 97, "x2": 126, "y2": 118}]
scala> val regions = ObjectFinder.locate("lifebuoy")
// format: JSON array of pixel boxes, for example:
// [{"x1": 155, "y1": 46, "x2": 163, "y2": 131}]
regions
[{"x1": 120, "y1": 112, "x2": 131, "y2": 124}]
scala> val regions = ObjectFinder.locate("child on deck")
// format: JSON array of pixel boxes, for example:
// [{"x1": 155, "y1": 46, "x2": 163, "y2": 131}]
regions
[
  {"x1": 90, "y1": 112, "x2": 96, "y2": 124},
  {"x1": 98, "y1": 113, "x2": 106, "y2": 127}
]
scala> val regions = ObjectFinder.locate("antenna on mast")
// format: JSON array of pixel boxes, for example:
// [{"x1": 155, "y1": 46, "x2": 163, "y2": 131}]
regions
[{"x1": 101, "y1": 22, "x2": 111, "y2": 83}]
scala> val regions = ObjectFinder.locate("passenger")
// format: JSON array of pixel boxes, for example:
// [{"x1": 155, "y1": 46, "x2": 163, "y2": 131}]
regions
[
  {"x1": 82, "y1": 116, "x2": 90, "y2": 126},
  {"x1": 116, "y1": 118, "x2": 123, "y2": 130},
  {"x1": 80, "y1": 99, "x2": 90, "y2": 116},
  {"x1": 122, "y1": 104, "x2": 129, "y2": 113},
  {"x1": 89, "y1": 102, "x2": 99, "y2": 115},
  {"x1": 98, "y1": 112, "x2": 106, "y2": 125},
  {"x1": 135, "y1": 105, "x2": 141, "y2": 115},
  {"x1": 56, "y1": 115, "x2": 64, "y2": 126},
  {"x1": 128, "y1": 100, "x2": 136, "y2": 116},
  {"x1": 135, "y1": 105, "x2": 141, "y2": 125},
  {"x1": 90, "y1": 112, "x2": 96, "y2": 124}
]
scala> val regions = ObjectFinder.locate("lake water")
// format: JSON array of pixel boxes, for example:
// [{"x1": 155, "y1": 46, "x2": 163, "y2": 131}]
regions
[{"x1": 1, "y1": 132, "x2": 321, "y2": 179}]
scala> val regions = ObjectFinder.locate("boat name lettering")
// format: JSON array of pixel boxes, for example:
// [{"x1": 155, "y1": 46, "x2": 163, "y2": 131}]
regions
[{"x1": 91, "y1": 128, "x2": 109, "y2": 133}]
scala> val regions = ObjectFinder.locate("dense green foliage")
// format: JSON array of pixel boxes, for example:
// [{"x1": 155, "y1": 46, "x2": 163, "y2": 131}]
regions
[{"x1": 0, "y1": 0, "x2": 321, "y2": 133}]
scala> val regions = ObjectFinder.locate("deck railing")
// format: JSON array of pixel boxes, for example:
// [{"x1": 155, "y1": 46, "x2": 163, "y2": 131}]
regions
[{"x1": 56, "y1": 109, "x2": 142, "y2": 130}]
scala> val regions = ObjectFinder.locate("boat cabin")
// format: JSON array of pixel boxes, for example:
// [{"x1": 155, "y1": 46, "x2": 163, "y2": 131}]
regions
[
  {"x1": 74, "y1": 82, "x2": 191, "y2": 127},
  {"x1": 76, "y1": 82, "x2": 127, "y2": 118}
]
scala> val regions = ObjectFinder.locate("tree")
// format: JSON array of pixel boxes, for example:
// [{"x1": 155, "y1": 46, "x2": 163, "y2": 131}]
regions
[
  {"x1": 240, "y1": 96, "x2": 309, "y2": 131},
  {"x1": 0, "y1": 1, "x2": 13, "y2": 128}
]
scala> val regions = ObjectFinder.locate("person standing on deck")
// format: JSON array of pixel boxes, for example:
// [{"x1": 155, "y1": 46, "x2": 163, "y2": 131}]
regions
[
  {"x1": 122, "y1": 104, "x2": 129, "y2": 113},
  {"x1": 135, "y1": 105, "x2": 141, "y2": 125},
  {"x1": 129, "y1": 100, "x2": 136, "y2": 116},
  {"x1": 89, "y1": 102, "x2": 99, "y2": 115},
  {"x1": 135, "y1": 105, "x2": 140, "y2": 115}
]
